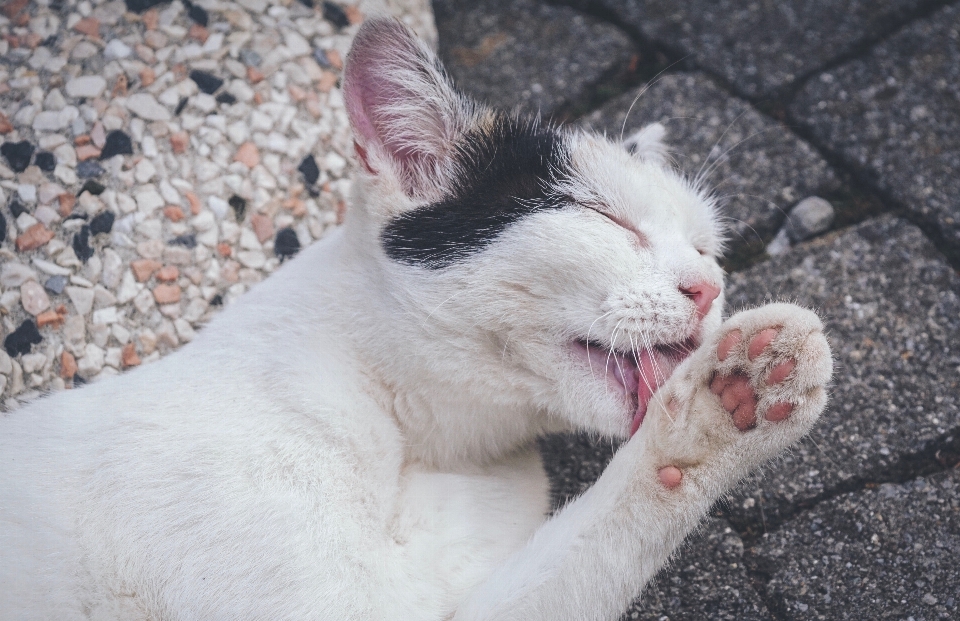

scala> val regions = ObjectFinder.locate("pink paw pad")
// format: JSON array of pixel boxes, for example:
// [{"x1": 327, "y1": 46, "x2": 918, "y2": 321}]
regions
[
  {"x1": 658, "y1": 466, "x2": 683, "y2": 489},
  {"x1": 710, "y1": 327, "x2": 797, "y2": 430}
]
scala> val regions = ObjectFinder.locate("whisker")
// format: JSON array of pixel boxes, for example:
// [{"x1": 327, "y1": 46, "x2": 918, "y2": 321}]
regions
[
  {"x1": 618, "y1": 56, "x2": 690, "y2": 143},
  {"x1": 694, "y1": 109, "x2": 749, "y2": 190},
  {"x1": 585, "y1": 310, "x2": 615, "y2": 377}
]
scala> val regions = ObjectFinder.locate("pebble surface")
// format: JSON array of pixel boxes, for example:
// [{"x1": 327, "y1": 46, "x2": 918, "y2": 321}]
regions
[{"x1": 0, "y1": 0, "x2": 435, "y2": 410}]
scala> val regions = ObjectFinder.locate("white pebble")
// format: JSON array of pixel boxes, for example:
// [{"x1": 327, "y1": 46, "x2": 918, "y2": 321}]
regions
[
  {"x1": 17, "y1": 184, "x2": 38, "y2": 203},
  {"x1": 20, "y1": 281, "x2": 51, "y2": 316},
  {"x1": 65, "y1": 75, "x2": 107, "y2": 99},
  {"x1": 1, "y1": 263, "x2": 38, "y2": 288},
  {"x1": 101, "y1": 249, "x2": 124, "y2": 289},
  {"x1": 236, "y1": 250, "x2": 266, "y2": 269},
  {"x1": 21, "y1": 353, "x2": 47, "y2": 375},
  {"x1": 133, "y1": 288, "x2": 155, "y2": 314},
  {"x1": 32, "y1": 258, "x2": 72, "y2": 276},
  {"x1": 92, "y1": 306, "x2": 119, "y2": 325},
  {"x1": 104, "y1": 39, "x2": 133, "y2": 60},
  {"x1": 126, "y1": 93, "x2": 172, "y2": 121},
  {"x1": 135, "y1": 159, "x2": 158, "y2": 183},
  {"x1": 77, "y1": 344, "x2": 106, "y2": 376},
  {"x1": 135, "y1": 187, "x2": 165, "y2": 212},
  {"x1": 66, "y1": 286, "x2": 95, "y2": 316}
]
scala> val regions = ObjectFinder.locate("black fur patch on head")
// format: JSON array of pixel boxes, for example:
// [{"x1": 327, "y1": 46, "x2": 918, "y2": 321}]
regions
[{"x1": 381, "y1": 116, "x2": 570, "y2": 268}]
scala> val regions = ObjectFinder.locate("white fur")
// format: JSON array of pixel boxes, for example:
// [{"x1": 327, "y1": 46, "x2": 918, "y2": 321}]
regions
[{"x1": 0, "y1": 21, "x2": 832, "y2": 621}]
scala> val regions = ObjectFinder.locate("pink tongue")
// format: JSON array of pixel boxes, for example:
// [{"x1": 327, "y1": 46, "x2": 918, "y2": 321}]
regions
[{"x1": 630, "y1": 350, "x2": 660, "y2": 436}]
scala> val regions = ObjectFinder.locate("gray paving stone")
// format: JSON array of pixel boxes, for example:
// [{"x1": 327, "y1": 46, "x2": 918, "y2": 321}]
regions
[
  {"x1": 434, "y1": 0, "x2": 636, "y2": 116},
  {"x1": 722, "y1": 216, "x2": 960, "y2": 528},
  {"x1": 751, "y1": 469, "x2": 960, "y2": 619},
  {"x1": 791, "y1": 3, "x2": 960, "y2": 260},
  {"x1": 560, "y1": 0, "x2": 936, "y2": 99},
  {"x1": 540, "y1": 436, "x2": 773, "y2": 620},
  {"x1": 626, "y1": 518, "x2": 774, "y2": 621},
  {"x1": 581, "y1": 73, "x2": 839, "y2": 262}
]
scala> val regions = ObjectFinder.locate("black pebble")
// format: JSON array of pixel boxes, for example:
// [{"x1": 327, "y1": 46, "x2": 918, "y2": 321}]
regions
[
  {"x1": 9, "y1": 200, "x2": 27, "y2": 218},
  {"x1": 73, "y1": 225, "x2": 94, "y2": 262},
  {"x1": 79, "y1": 180, "x2": 106, "y2": 196},
  {"x1": 215, "y1": 92, "x2": 237, "y2": 105},
  {"x1": 1, "y1": 140, "x2": 35, "y2": 173},
  {"x1": 189, "y1": 70, "x2": 224, "y2": 95},
  {"x1": 175, "y1": 97, "x2": 189, "y2": 116},
  {"x1": 298, "y1": 0, "x2": 314, "y2": 8},
  {"x1": 34, "y1": 151, "x2": 56, "y2": 171},
  {"x1": 0, "y1": 212, "x2": 5, "y2": 244},
  {"x1": 312, "y1": 47, "x2": 333, "y2": 69},
  {"x1": 45, "y1": 275, "x2": 67, "y2": 295},
  {"x1": 3, "y1": 320, "x2": 42, "y2": 357},
  {"x1": 209, "y1": 293, "x2": 223, "y2": 307},
  {"x1": 274, "y1": 227, "x2": 301, "y2": 260},
  {"x1": 99, "y1": 130, "x2": 133, "y2": 160},
  {"x1": 298, "y1": 154, "x2": 320, "y2": 185},
  {"x1": 187, "y1": 3, "x2": 209, "y2": 27},
  {"x1": 76, "y1": 160, "x2": 104, "y2": 178},
  {"x1": 90, "y1": 211, "x2": 115, "y2": 235},
  {"x1": 124, "y1": 0, "x2": 165, "y2": 13},
  {"x1": 322, "y1": 1, "x2": 350, "y2": 29},
  {"x1": 170, "y1": 233, "x2": 197, "y2": 248},
  {"x1": 228, "y1": 195, "x2": 247, "y2": 221},
  {"x1": 73, "y1": 374, "x2": 87, "y2": 386},
  {"x1": 65, "y1": 212, "x2": 88, "y2": 221}
]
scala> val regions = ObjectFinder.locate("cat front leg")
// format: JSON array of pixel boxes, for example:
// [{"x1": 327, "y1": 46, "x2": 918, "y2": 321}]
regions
[{"x1": 453, "y1": 303, "x2": 832, "y2": 621}]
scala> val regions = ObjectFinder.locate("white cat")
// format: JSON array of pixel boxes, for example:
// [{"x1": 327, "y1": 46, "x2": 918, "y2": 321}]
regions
[{"x1": 0, "y1": 19, "x2": 832, "y2": 621}]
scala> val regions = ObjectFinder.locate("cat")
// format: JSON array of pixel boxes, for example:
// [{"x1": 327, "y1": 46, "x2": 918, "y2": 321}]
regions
[{"x1": 0, "y1": 18, "x2": 833, "y2": 621}]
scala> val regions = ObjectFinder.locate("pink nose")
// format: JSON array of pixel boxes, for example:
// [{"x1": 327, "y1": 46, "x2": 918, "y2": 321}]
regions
[{"x1": 680, "y1": 281, "x2": 721, "y2": 317}]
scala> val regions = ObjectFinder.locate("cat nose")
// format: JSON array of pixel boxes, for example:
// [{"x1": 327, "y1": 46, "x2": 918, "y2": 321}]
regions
[{"x1": 680, "y1": 281, "x2": 720, "y2": 317}]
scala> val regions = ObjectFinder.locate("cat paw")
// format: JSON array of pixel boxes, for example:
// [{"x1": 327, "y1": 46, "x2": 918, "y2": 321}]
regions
[
  {"x1": 707, "y1": 303, "x2": 832, "y2": 434},
  {"x1": 642, "y1": 303, "x2": 832, "y2": 490}
]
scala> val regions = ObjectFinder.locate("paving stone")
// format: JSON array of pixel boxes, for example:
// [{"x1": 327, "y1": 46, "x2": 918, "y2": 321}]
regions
[
  {"x1": 434, "y1": 0, "x2": 635, "y2": 116},
  {"x1": 791, "y1": 3, "x2": 960, "y2": 260},
  {"x1": 625, "y1": 518, "x2": 774, "y2": 620},
  {"x1": 720, "y1": 216, "x2": 960, "y2": 529},
  {"x1": 751, "y1": 469, "x2": 960, "y2": 619},
  {"x1": 581, "y1": 73, "x2": 839, "y2": 261},
  {"x1": 540, "y1": 436, "x2": 773, "y2": 620},
  {"x1": 561, "y1": 0, "x2": 937, "y2": 99}
]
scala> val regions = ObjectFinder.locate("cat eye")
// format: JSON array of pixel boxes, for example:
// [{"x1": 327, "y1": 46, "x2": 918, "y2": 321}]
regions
[{"x1": 583, "y1": 205, "x2": 649, "y2": 246}]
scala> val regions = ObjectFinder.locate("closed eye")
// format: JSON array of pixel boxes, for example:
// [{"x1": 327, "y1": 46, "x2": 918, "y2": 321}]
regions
[{"x1": 583, "y1": 205, "x2": 649, "y2": 247}]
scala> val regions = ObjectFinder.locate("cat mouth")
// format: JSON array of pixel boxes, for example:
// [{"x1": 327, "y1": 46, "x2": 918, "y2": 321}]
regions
[{"x1": 572, "y1": 337, "x2": 697, "y2": 435}]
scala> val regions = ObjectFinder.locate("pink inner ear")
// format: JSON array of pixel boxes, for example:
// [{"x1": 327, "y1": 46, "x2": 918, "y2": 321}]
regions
[{"x1": 343, "y1": 19, "x2": 453, "y2": 197}]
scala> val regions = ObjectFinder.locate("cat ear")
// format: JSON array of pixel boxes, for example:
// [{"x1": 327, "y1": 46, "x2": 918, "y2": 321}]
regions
[
  {"x1": 622, "y1": 123, "x2": 668, "y2": 164},
  {"x1": 343, "y1": 19, "x2": 471, "y2": 200}
]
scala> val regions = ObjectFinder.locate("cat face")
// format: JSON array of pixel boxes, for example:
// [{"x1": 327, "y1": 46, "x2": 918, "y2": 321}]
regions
[{"x1": 342, "y1": 20, "x2": 724, "y2": 444}]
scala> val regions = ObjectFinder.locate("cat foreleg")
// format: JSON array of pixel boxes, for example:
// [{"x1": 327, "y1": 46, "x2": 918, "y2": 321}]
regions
[{"x1": 454, "y1": 303, "x2": 832, "y2": 621}]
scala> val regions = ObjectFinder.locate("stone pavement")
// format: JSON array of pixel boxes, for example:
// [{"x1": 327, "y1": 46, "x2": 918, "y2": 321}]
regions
[
  {"x1": 1, "y1": 1, "x2": 958, "y2": 619},
  {"x1": 437, "y1": 1, "x2": 960, "y2": 618}
]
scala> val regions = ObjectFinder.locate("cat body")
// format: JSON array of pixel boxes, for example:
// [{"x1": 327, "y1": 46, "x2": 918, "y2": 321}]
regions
[{"x1": 0, "y1": 20, "x2": 832, "y2": 621}]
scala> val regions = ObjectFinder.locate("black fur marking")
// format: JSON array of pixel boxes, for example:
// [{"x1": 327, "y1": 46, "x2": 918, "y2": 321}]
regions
[{"x1": 381, "y1": 117, "x2": 570, "y2": 268}]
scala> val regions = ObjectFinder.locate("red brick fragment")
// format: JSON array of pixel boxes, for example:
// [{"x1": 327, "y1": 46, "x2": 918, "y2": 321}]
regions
[
  {"x1": 16, "y1": 223, "x2": 55, "y2": 251},
  {"x1": 121, "y1": 343, "x2": 141, "y2": 368},
  {"x1": 60, "y1": 351, "x2": 78, "y2": 379},
  {"x1": 163, "y1": 205, "x2": 185, "y2": 222},
  {"x1": 152, "y1": 284, "x2": 181, "y2": 305},
  {"x1": 170, "y1": 131, "x2": 189, "y2": 154},
  {"x1": 155, "y1": 265, "x2": 179, "y2": 282},
  {"x1": 72, "y1": 17, "x2": 100, "y2": 38},
  {"x1": 131, "y1": 259, "x2": 162, "y2": 282}
]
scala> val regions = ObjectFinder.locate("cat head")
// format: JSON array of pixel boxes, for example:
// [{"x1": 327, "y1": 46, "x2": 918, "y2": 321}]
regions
[{"x1": 342, "y1": 20, "x2": 725, "y2": 460}]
